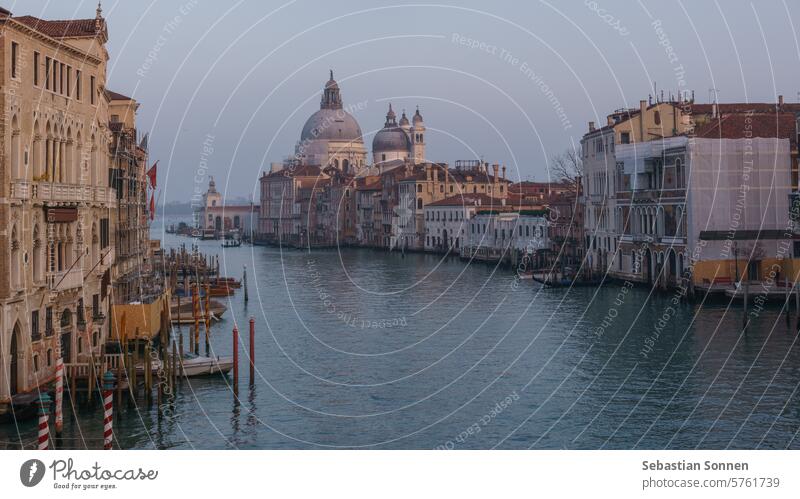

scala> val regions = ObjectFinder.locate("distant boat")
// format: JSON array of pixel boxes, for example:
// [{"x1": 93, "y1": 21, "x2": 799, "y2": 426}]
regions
[
  {"x1": 222, "y1": 239, "x2": 241, "y2": 248},
  {"x1": 174, "y1": 352, "x2": 233, "y2": 377}
]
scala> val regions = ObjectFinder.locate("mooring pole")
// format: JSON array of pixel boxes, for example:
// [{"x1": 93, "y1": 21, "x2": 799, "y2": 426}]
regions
[
  {"x1": 103, "y1": 371, "x2": 115, "y2": 450},
  {"x1": 36, "y1": 393, "x2": 52, "y2": 450},
  {"x1": 786, "y1": 276, "x2": 791, "y2": 323},
  {"x1": 54, "y1": 345, "x2": 64, "y2": 439},
  {"x1": 233, "y1": 325, "x2": 239, "y2": 395},
  {"x1": 243, "y1": 265, "x2": 248, "y2": 303},
  {"x1": 249, "y1": 317, "x2": 255, "y2": 385}
]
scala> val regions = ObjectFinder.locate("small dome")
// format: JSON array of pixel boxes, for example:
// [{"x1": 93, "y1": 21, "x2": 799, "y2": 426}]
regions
[
  {"x1": 372, "y1": 127, "x2": 411, "y2": 153},
  {"x1": 399, "y1": 110, "x2": 409, "y2": 127},
  {"x1": 413, "y1": 106, "x2": 424, "y2": 124},
  {"x1": 301, "y1": 108, "x2": 363, "y2": 143}
]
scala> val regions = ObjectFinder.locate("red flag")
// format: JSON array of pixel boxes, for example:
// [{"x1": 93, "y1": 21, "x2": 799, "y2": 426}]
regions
[
  {"x1": 146, "y1": 161, "x2": 158, "y2": 189},
  {"x1": 149, "y1": 192, "x2": 155, "y2": 220}
]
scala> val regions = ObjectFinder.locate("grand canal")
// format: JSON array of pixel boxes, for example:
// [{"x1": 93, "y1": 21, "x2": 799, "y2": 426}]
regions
[{"x1": 3, "y1": 222, "x2": 800, "y2": 449}]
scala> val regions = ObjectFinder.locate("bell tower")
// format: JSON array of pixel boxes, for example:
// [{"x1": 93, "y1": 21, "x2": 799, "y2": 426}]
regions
[{"x1": 411, "y1": 106, "x2": 426, "y2": 162}]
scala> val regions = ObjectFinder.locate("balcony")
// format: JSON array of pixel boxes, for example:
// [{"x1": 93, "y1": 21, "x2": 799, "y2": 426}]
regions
[
  {"x1": 10, "y1": 180, "x2": 30, "y2": 200},
  {"x1": 10, "y1": 181, "x2": 117, "y2": 207},
  {"x1": 47, "y1": 268, "x2": 83, "y2": 292}
]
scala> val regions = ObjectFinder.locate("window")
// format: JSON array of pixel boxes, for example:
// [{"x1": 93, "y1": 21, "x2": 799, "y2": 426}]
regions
[
  {"x1": 621, "y1": 132, "x2": 630, "y2": 144},
  {"x1": 417, "y1": 184, "x2": 422, "y2": 193},
  {"x1": 52, "y1": 59, "x2": 57, "y2": 90},
  {"x1": 654, "y1": 110, "x2": 661, "y2": 125},
  {"x1": 100, "y1": 218, "x2": 109, "y2": 248},
  {"x1": 90, "y1": 75, "x2": 96, "y2": 104},
  {"x1": 59, "y1": 62, "x2": 64, "y2": 94},
  {"x1": 417, "y1": 198, "x2": 423, "y2": 209},
  {"x1": 66, "y1": 66, "x2": 71, "y2": 96},
  {"x1": 92, "y1": 294, "x2": 100, "y2": 318},
  {"x1": 45, "y1": 307, "x2": 53, "y2": 336},
  {"x1": 33, "y1": 51, "x2": 39, "y2": 85},
  {"x1": 31, "y1": 311, "x2": 40, "y2": 341},
  {"x1": 111, "y1": 114, "x2": 120, "y2": 123},
  {"x1": 11, "y1": 42, "x2": 19, "y2": 78},
  {"x1": 45, "y1": 57, "x2": 51, "y2": 90},
  {"x1": 76, "y1": 70, "x2": 82, "y2": 100}
]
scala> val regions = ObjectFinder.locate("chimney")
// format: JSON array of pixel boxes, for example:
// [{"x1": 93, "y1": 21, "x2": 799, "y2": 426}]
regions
[
  {"x1": 607, "y1": 115, "x2": 614, "y2": 126},
  {"x1": 778, "y1": 94, "x2": 784, "y2": 106},
  {"x1": 639, "y1": 99, "x2": 647, "y2": 142},
  {"x1": 425, "y1": 164, "x2": 432, "y2": 182},
  {"x1": 712, "y1": 102, "x2": 718, "y2": 118},
  {"x1": 501, "y1": 198, "x2": 506, "y2": 207},
  {"x1": 588, "y1": 121, "x2": 595, "y2": 132},
  {"x1": 445, "y1": 168, "x2": 449, "y2": 195},
  {"x1": 502, "y1": 165, "x2": 506, "y2": 180}
]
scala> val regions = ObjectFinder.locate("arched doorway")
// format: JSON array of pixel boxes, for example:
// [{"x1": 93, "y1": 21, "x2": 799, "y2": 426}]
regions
[
  {"x1": 215, "y1": 216, "x2": 222, "y2": 232},
  {"x1": 643, "y1": 248, "x2": 653, "y2": 284},
  {"x1": 10, "y1": 324, "x2": 20, "y2": 396},
  {"x1": 441, "y1": 229, "x2": 448, "y2": 251},
  {"x1": 668, "y1": 249, "x2": 677, "y2": 285}
]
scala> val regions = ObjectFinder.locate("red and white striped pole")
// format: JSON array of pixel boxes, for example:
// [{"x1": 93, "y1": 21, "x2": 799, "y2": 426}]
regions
[
  {"x1": 36, "y1": 393, "x2": 52, "y2": 450},
  {"x1": 102, "y1": 371, "x2": 115, "y2": 450},
  {"x1": 54, "y1": 350, "x2": 64, "y2": 437}
]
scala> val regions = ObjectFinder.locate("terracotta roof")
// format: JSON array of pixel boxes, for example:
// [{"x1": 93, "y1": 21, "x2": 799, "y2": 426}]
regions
[
  {"x1": 690, "y1": 102, "x2": 800, "y2": 115},
  {"x1": 14, "y1": 15, "x2": 104, "y2": 39},
  {"x1": 694, "y1": 112, "x2": 797, "y2": 140},
  {"x1": 106, "y1": 89, "x2": 133, "y2": 101}
]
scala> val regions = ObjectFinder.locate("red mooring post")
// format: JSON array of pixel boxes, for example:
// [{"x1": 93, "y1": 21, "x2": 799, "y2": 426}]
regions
[
  {"x1": 36, "y1": 393, "x2": 52, "y2": 450},
  {"x1": 103, "y1": 371, "x2": 115, "y2": 450},
  {"x1": 232, "y1": 325, "x2": 239, "y2": 394},
  {"x1": 249, "y1": 317, "x2": 255, "y2": 385}
]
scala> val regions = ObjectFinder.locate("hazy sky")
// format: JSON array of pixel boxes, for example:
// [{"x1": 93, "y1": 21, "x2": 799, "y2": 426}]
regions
[{"x1": 13, "y1": 0, "x2": 800, "y2": 204}]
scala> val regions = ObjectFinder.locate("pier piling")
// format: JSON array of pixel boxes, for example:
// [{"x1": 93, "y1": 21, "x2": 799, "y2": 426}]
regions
[
  {"x1": 249, "y1": 317, "x2": 255, "y2": 384},
  {"x1": 103, "y1": 371, "x2": 115, "y2": 450},
  {"x1": 36, "y1": 393, "x2": 52, "y2": 450},
  {"x1": 233, "y1": 325, "x2": 239, "y2": 395}
]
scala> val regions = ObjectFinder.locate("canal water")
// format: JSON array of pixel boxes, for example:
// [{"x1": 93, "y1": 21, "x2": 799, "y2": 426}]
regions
[{"x1": 3, "y1": 219, "x2": 800, "y2": 449}]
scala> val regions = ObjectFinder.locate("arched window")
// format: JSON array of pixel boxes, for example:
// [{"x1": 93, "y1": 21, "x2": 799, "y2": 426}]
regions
[
  {"x1": 417, "y1": 198, "x2": 423, "y2": 209},
  {"x1": 417, "y1": 184, "x2": 422, "y2": 193}
]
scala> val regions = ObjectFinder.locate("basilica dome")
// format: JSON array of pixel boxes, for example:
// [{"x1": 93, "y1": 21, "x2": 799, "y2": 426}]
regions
[
  {"x1": 372, "y1": 104, "x2": 411, "y2": 153},
  {"x1": 300, "y1": 108, "x2": 363, "y2": 143},
  {"x1": 299, "y1": 70, "x2": 363, "y2": 144}
]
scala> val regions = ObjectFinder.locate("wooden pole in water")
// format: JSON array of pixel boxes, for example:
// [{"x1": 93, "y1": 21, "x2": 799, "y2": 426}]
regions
[
  {"x1": 795, "y1": 281, "x2": 799, "y2": 322},
  {"x1": 144, "y1": 341, "x2": 152, "y2": 402},
  {"x1": 249, "y1": 317, "x2": 255, "y2": 385},
  {"x1": 102, "y1": 371, "x2": 115, "y2": 450},
  {"x1": 54, "y1": 347, "x2": 64, "y2": 438},
  {"x1": 204, "y1": 280, "x2": 211, "y2": 356},
  {"x1": 177, "y1": 292, "x2": 181, "y2": 328},
  {"x1": 36, "y1": 393, "x2": 52, "y2": 450},
  {"x1": 243, "y1": 265, "x2": 248, "y2": 303},
  {"x1": 232, "y1": 325, "x2": 239, "y2": 395},
  {"x1": 786, "y1": 276, "x2": 791, "y2": 323},
  {"x1": 87, "y1": 354, "x2": 96, "y2": 405},
  {"x1": 193, "y1": 284, "x2": 200, "y2": 355},
  {"x1": 743, "y1": 280, "x2": 749, "y2": 328},
  {"x1": 172, "y1": 338, "x2": 179, "y2": 385}
]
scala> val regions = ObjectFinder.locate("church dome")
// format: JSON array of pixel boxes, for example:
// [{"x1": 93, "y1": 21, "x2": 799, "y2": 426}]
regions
[
  {"x1": 373, "y1": 104, "x2": 411, "y2": 153},
  {"x1": 300, "y1": 108, "x2": 363, "y2": 143},
  {"x1": 373, "y1": 127, "x2": 411, "y2": 152},
  {"x1": 299, "y1": 70, "x2": 363, "y2": 144}
]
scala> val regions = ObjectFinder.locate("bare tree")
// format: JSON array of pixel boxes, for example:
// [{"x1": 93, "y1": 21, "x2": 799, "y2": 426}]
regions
[{"x1": 548, "y1": 148, "x2": 583, "y2": 194}]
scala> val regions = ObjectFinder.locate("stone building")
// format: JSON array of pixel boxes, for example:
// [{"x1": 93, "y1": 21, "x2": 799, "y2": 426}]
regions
[
  {"x1": 107, "y1": 90, "x2": 150, "y2": 303},
  {"x1": 0, "y1": 6, "x2": 117, "y2": 409},
  {"x1": 580, "y1": 98, "x2": 693, "y2": 279}
]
